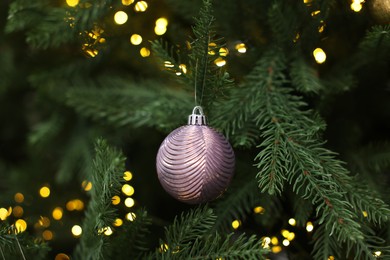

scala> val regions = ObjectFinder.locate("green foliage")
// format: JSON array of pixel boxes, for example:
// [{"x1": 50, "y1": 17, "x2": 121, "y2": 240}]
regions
[
  {"x1": 66, "y1": 77, "x2": 193, "y2": 132},
  {"x1": 108, "y1": 209, "x2": 152, "y2": 260},
  {"x1": 0, "y1": 224, "x2": 49, "y2": 260},
  {"x1": 74, "y1": 138, "x2": 125, "y2": 260},
  {"x1": 150, "y1": 206, "x2": 268, "y2": 260}
]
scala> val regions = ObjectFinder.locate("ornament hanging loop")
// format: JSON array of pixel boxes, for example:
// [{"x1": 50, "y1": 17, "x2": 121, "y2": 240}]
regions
[{"x1": 188, "y1": 106, "x2": 207, "y2": 125}]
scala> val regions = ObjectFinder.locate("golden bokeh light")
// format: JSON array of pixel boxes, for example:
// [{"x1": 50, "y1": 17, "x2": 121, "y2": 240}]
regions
[
  {"x1": 42, "y1": 230, "x2": 54, "y2": 240},
  {"x1": 13, "y1": 206, "x2": 23, "y2": 218},
  {"x1": 112, "y1": 195, "x2": 121, "y2": 205},
  {"x1": 82, "y1": 181, "x2": 92, "y2": 191},
  {"x1": 114, "y1": 11, "x2": 128, "y2": 25},
  {"x1": 140, "y1": 47, "x2": 151, "y2": 57},
  {"x1": 253, "y1": 206, "x2": 265, "y2": 214},
  {"x1": 219, "y1": 47, "x2": 229, "y2": 57},
  {"x1": 154, "y1": 26, "x2": 167, "y2": 36},
  {"x1": 179, "y1": 64, "x2": 187, "y2": 74},
  {"x1": 66, "y1": 199, "x2": 84, "y2": 211},
  {"x1": 262, "y1": 236, "x2": 271, "y2": 248},
  {"x1": 231, "y1": 220, "x2": 241, "y2": 229},
  {"x1": 214, "y1": 57, "x2": 226, "y2": 67},
  {"x1": 39, "y1": 186, "x2": 50, "y2": 198},
  {"x1": 0, "y1": 208, "x2": 8, "y2": 220},
  {"x1": 113, "y1": 218, "x2": 123, "y2": 227},
  {"x1": 311, "y1": 10, "x2": 321, "y2": 16},
  {"x1": 362, "y1": 210, "x2": 368, "y2": 217},
  {"x1": 134, "y1": 1, "x2": 148, "y2": 12},
  {"x1": 122, "y1": 0, "x2": 134, "y2": 5},
  {"x1": 14, "y1": 193, "x2": 24, "y2": 203},
  {"x1": 271, "y1": 236, "x2": 279, "y2": 245},
  {"x1": 374, "y1": 251, "x2": 382, "y2": 257},
  {"x1": 104, "y1": 227, "x2": 113, "y2": 236},
  {"x1": 130, "y1": 34, "x2": 143, "y2": 45},
  {"x1": 39, "y1": 216, "x2": 51, "y2": 228},
  {"x1": 288, "y1": 218, "x2": 296, "y2": 226},
  {"x1": 55, "y1": 253, "x2": 70, "y2": 260},
  {"x1": 282, "y1": 239, "x2": 290, "y2": 246},
  {"x1": 123, "y1": 171, "x2": 133, "y2": 181},
  {"x1": 235, "y1": 43, "x2": 247, "y2": 53},
  {"x1": 350, "y1": 0, "x2": 364, "y2": 12},
  {"x1": 122, "y1": 184, "x2": 135, "y2": 196},
  {"x1": 328, "y1": 256, "x2": 335, "y2": 260},
  {"x1": 272, "y1": 245, "x2": 282, "y2": 253},
  {"x1": 66, "y1": 0, "x2": 79, "y2": 7},
  {"x1": 126, "y1": 212, "x2": 136, "y2": 221},
  {"x1": 156, "y1": 17, "x2": 168, "y2": 27},
  {"x1": 313, "y1": 48, "x2": 326, "y2": 64},
  {"x1": 306, "y1": 221, "x2": 314, "y2": 232},
  {"x1": 124, "y1": 197, "x2": 135, "y2": 208},
  {"x1": 15, "y1": 219, "x2": 27, "y2": 232},
  {"x1": 52, "y1": 207, "x2": 63, "y2": 220},
  {"x1": 71, "y1": 225, "x2": 82, "y2": 237}
]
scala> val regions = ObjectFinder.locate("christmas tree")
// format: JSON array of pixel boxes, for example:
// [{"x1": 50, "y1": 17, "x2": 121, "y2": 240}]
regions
[{"x1": 1, "y1": 0, "x2": 390, "y2": 259}]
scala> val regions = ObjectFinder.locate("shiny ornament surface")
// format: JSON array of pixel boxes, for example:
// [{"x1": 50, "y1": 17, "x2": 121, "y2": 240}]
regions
[
  {"x1": 369, "y1": 0, "x2": 390, "y2": 24},
  {"x1": 156, "y1": 107, "x2": 235, "y2": 204}
]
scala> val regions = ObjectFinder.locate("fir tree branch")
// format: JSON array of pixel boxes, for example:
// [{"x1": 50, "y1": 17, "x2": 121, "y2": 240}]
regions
[
  {"x1": 74, "y1": 138, "x2": 125, "y2": 260},
  {"x1": 151, "y1": 206, "x2": 268, "y2": 260}
]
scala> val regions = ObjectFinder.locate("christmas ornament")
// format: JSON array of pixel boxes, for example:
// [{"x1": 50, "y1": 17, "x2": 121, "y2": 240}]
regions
[
  {"x1": 156, "y1": 106, "x2": 235, "y2": 204},
  {"x1": 368, "y1": 0, "x2": 390, "y2": 24}
]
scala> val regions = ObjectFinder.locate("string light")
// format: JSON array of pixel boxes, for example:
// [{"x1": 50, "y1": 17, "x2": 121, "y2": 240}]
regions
[
  {"x1": 15, "y1": 219, "x2": 27, "y2": 232},
  {"x1": 282, "y1": 239, "x2": 290, "y2": 246},
  {"x1": 52, "y1": 207, "x2": 63, "y2": 220},
  {"x1": 123, "y1": 171, "x2": 133, "y2": 181},
  {"x1": 122, "y1": 0, "x2": 134, "y2": 5},
  {"x1": 253, "y1": 206, "x2": 265, "y2": 214},
  {"x1": 374, "y1": 251, "x2": 382, "y2": 257},
  {"x1": 114, "y1": 11, "x2": 128, "y2": 25},
  {"x1": 71, "y1": 225, "x2": 82, "y2": 237},
  {"x1": 208, "y1": 42, "x2": 217, "y2": 55},
  {"x1": 303, "y1": 0, "x2": 313, "y2": 4},
  {"x1": 42, "y1": 230, "x2": 53, "y2": 240},
  {"x1": 39, "y1": 186, "x2": 50, "y2": 198},
  {"x1": 14, "y1": 193, "x2": 24, "y2": 203},
  {"x1": 122, "y1": 184, "x2": 135, "y2": 196},
  {"x1": 313, "y1": 48, "x2": 326, "y2": 64},
  {"x1": 362, "y1": 211, "x2": 368, "y2": 217},
  {"x1": 328, "y1": 256, "x2": 335, "y2": 260},
  {"x1": 66, "y1": 0, "x2": 79, "y2": 7},
  {"x1": 134, "y1": 1, "x2": 148, "y2": 12},
  {"x1": 306, "y1": 221, "x2": 314, "y2": 232},
  {"x1": 140, "y1": 47, "x2": 151, "y2": 57},
  {"x1": 231, "y1": 220, "x2": 241, "y2": 229},
  {"x1": 130, "y1": 34, "x2": 143, "y2": 45},
  {"x1": 164, "y1": 61, "x2": 174, "y2": 68},
  {"x1": 288, "y1": 218, "x2": 296, "y2": 226}
]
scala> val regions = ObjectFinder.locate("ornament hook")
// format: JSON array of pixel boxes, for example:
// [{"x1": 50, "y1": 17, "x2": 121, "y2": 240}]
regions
[{"x1": 188, "y1": 106, "x2": 207, "y2": 125}]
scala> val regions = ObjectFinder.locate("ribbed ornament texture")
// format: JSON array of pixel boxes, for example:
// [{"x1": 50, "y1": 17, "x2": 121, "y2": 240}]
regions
[{"x1": 156, "y1": 125, "x2": 235, "y2": 204}]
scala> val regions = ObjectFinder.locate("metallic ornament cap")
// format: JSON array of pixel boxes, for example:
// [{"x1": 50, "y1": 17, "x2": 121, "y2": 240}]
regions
[{"x1": 188, "y1": 106, "x2": 207, "y2": 125}]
